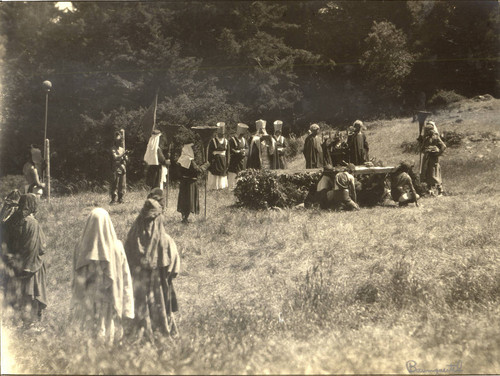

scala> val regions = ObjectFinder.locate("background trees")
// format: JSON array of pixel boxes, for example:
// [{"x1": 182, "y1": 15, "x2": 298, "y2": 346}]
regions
[{"x1": 0, "y1": 1, "x2": 498, "y2": 182}]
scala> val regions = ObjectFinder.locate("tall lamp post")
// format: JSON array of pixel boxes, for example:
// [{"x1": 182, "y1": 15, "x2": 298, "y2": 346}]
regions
[{"x1": 42, "y1": 80, "x2": 52, "y2": 202}]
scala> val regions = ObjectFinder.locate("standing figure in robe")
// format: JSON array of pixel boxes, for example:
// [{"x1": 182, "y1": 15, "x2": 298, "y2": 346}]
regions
[
  {"x1": 207, "y1": 122, "x2": 229, "y2": 190},
  {"x1": 228, "y1": 123, "x2": 249, "y2": 189},
  {"x1": 247, "y1": 119, "x2": 276, "y2": 170},
  {"x1": 347, "y1": 120, "x2": 369, "y2": 165},
  {"x1": 272, "y1": 120, "x2": 287, "y2": 169},
  {"x1": 303, "y1": 123, "x2": 324, "y2": 169}
]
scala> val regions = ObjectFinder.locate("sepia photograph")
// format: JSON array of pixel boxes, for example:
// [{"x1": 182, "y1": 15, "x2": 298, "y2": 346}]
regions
[{"x1": 0, "y1": 0, "x2": 499, "y2": 374}]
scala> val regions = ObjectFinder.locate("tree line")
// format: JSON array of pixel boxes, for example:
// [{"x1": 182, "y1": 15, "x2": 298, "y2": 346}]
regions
[{"x1": 0, "y1": 1, "x2": 498, "y2": 182}]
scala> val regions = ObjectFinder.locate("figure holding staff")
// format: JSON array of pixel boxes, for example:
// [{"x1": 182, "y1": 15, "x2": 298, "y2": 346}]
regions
[{"x1": 192, "y1": 126, "x2": 218, "y2": 218}]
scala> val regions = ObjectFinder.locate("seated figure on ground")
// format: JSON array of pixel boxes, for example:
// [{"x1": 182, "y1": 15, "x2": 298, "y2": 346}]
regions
[{"x1": 390, "y1": 162, "x2": 419, "y2": 207}]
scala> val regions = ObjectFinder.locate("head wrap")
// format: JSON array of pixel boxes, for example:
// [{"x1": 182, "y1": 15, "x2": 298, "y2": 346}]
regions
[
  {"x1": 353, "y1": 120, "x2": 363, "y2": 130},
  {"x1": 426, "y1": 121, "x2": 439, "y2": 134},
  {"x1": 177, "y1": 143, "x2": 195, "y2": 169},
  {"x1": 147, "y1": 188, "x2": 165, "y2": 208},
  {"x1": 237, "y1": 123, "x2": 249, "y2": 135},
  {"x1": 256, "y1": 119, "x2": 267, "y2": 134},
  {"x1": 73, "y1": 207, "x2": 134, "y2": 319},
  {"x1": 310, "y1": 123, "x2": 320, "y2": 131},
  {"x1": 124, "y1": 198, "x2": 181, "y2": 273},
  {"x1": 273, "y1": 120, "x2": 283, "y2": 133},
  {"x1": 143, "y1": 133, "x2": 162, "y2": 165}
]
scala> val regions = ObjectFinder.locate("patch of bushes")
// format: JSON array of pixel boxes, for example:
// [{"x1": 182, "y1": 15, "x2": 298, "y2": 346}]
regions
[
  {"x1": 441, "y1": 130, "x2": 464, "y2": 147},
  {"x1": 428, "y1": 90, "x2": 466, "y2": 107},
  {"x1": 234, "y1": 169, "x2": 321, "y2": 209},
  {"x1": 400, "y1": 140, "x2": 420, "y2": 154}
]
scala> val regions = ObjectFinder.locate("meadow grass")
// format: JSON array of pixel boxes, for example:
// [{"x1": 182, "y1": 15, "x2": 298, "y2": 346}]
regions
[{"x1": 1, "y1": 98, "x2": 499, "y2": 374}]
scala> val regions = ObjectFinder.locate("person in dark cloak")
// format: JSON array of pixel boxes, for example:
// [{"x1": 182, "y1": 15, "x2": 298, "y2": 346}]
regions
[
  {"x1": 207, "y1": 122, "x2": 229, "y2": 190},
  {"x1": 124, "y1": 195, "x2": 181, "y2": 340},
  {"x1": 347, "y1": 120, "x2": 369, "y2": 165},
  {"x1": 1, "y1": 194, "x2": 48, "y2": 325},
  {"x1": 228, "y1": 123, "x2": 249, "y2": 189},
  {"x1": 303, "y1": 123, "x2": 324, "y2": 169},
  {"x1": 176, "y1": 141, "x2": 205, "y2": 223}
]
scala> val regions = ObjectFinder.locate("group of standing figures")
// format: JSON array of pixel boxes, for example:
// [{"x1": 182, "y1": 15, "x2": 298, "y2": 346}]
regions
[
  {"x1": 205, "y1": 119, "x2": 289, "y2": 191},
  {"x1": 1, "y1": 189, "x2": 180, "y2": 344},
  {"x1": 303, "y1": 120, "x2": 370, "y2": 169}
]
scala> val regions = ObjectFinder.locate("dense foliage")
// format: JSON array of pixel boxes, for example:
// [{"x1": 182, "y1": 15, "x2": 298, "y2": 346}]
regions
[{"x1": 0, "y1": 1, "x2": 498, "y2": 182}]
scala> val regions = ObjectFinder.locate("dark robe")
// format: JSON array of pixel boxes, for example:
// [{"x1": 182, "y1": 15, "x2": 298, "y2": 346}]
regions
[
  {"x1": 303, "y1": 134, "x2": 324, "y2": 169},
  {"x1": 124, "y1": 199, "x2": 181, "y2": 337},
  {"x1": 177, "y1": 162, "x2": 201, "y2": 216},
  {"x1": 228, "y1": 136, "x2": 248, "y2": 173},
  {"x1": 247, "y1": 135, "x2": 276, "y2": 170},
  {"x1": 347, "y1": 132, "x2": 369, "y2": 165},
  {"x1": 1, "y1": 194, "x2": 47, "y2": 318},
  {"x1": 273, "y1": 135, "x2": 287, "y2": 169},
  {"x1": 207, "y1": 137, "x2": 228, "y2": 176},
  {"x1": 327, "y1": 141, "x2": 349, "y2": 166}
]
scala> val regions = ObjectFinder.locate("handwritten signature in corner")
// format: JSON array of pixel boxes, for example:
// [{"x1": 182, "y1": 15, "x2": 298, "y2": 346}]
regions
[{"x1": 406, "y1": 360, "x2": 463, "y2": 374}]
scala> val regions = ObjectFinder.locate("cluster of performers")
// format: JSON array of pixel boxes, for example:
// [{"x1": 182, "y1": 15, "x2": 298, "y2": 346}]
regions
[
  {"x1": 1, "y1": 189, "x2": 180, "y2": 342},
  {"x1": 1, "y1": 117, "x2": 446, "y2": 341}
]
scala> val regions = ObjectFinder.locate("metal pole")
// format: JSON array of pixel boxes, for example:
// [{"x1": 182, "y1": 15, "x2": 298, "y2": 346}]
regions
[{"x1": 46, "y1": 139, "x2": 51, "y2": 203}]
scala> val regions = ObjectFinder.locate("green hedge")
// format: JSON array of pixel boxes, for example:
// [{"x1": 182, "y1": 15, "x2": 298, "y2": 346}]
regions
[
  {"x1": 234, "y1": 169, "x2": 322, "y2": 209},
  {"x1": 234, "y1": 168, "x2": 395, "y2": 209}
]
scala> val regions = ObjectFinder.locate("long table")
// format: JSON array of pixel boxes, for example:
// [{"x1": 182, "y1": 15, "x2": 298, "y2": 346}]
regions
[{"x1": 274, "y1": 166, "x2": 396, "y2": 176}]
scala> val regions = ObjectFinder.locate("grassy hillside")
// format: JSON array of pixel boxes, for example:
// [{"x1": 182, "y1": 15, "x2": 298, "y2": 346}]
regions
[{"x1": 1, "y1": 98, "x2": 499, "y2": 374}]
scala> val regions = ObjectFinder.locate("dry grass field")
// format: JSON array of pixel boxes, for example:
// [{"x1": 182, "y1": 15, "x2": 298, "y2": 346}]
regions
[{"x1": 1, "y1": 97, "x2": 499, "y2": 374}]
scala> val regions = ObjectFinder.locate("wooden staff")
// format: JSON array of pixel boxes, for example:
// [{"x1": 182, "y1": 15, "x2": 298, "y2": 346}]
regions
[{"x1": 165, "y1": 142, "x2": 172, "y2": 209}]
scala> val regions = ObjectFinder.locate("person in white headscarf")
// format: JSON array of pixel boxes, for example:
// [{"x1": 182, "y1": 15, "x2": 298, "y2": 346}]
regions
[
  {"x1": 144, "y1": 130, "x2": 170, "y2": 190},
  {"x1": 177, "y1": 141, "x2": 203, "y2": 223},
  {"x1": 71, "y1": 208, "x2": 134, "y2": 344},
  {"x1": 420, "y1": 121, "x2": 446, "y2": 196}
]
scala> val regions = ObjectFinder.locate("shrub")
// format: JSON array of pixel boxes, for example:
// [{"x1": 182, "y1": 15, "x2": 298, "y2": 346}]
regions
[
  {"x1": 234, "y1": 169, "x2": 321, "y2": 209},
  {"x1": 428, "y1": 90, "x2": 466, "y2": 107},
  {"x1": 400, "y1": 140, "x2": 420, "y2": 154},
  {"x1": 441, "y1": 130, "x2": 464, "y2": 148}
]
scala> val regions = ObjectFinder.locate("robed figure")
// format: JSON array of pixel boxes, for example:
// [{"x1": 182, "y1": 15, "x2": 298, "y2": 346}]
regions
[
  {"x1": 247, "y1": 119, "x2": 276, "y2": 170},
  {"x1": 207, "y1": 122, "x2": 229, "y2": 190},
  {"x1": 303, "y1": 124, "x2": 324, "y2": 169},
  {"x1": 272, "y1": 120, "x2": 287, "y2": 169},
  {"x1": 144, "y1": 130, "x2": 170, "y2": 190},
  {"x1": 420, "y1": 121, "x2": 446, "y2": 195},
  {"x1": 347, "y1": 120, "x2": 369, "y2": 165},
  {"x1": 228, "y1": 123, "x2": 249, "y2": 189}
]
